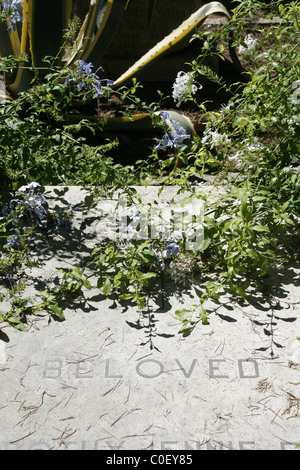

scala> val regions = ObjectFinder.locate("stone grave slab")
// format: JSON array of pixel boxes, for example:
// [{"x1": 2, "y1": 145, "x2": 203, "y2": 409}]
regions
[{"x1": 0, "y1": 185, "x2": 299, "y2": 451}]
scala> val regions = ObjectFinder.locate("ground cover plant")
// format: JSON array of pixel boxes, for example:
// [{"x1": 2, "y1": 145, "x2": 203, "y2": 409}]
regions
[{"x1": 0, "y1": 0, "x2": 299, "y2": 356}]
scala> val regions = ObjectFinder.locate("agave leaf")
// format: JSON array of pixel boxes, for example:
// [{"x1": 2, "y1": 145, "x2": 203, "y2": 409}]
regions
[
  {"x1": 147, "y1": 0, "x2": 158, "y2": 26},
  {"x1": 7, "y1": 0, "x2": 32, "y2": 95},
  {"x1": 61, "y1": 111, "x2": 153, "y2": 132},
  {"x1": 104, "y1": 113, "x2": 155, "y2": 132},
  {"x1": 62, "y1": 109, "x2": 196, "y2": 135},
  {"x1": 160, "y1": 110, "x2": 196, "y2": 137},
  {"x1": 0, "y1": 19, "x2": 15, "y2": 58},
  {"x1": 8, "y1": 0, "x2": 72, "y2": 94},
  {"x1": 28, "y1": 0, "x2": 72, "y2": 68},
  {"x1": 5, "y1": 20, "x2": 20, "y2": 57},
  {"x1": 0, "y1": 0, "x2": 22, "y2": 91},
  {"x1": 113, "y1": 1, "x2": 234, "y2": 87},
  {"x1": 0, "y1": 18, "x2": 19, "y2": 87},
  {"x1": 69, "y1": 0, "x2": 127, "y2": 73},
  {"x1": 0, "y1": 0, "x2": 22, "y2": 56},
  {"x1": 106, "y1": 110, "x2": 195, "y2": 135},
  {"x1": 67, "y1": 0, "x2": 106, "y2": 64}
]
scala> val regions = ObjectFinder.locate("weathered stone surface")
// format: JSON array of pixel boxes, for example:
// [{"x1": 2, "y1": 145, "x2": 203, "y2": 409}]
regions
[{"x1": 0, "y1": 185, "x2": 299, "y2": 450}]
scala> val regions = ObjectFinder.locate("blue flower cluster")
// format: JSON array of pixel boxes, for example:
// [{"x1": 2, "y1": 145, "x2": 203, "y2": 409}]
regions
[
  {"x1": 67, "y1": 60, "x2": 114, "y2": 99},
  {"x1": 1, "y1": 0, "x2": 24, "y2": 32},
  {"x1": 2, "y1": 182, "x2": 70, "y2": 249},
  {"x1": 165, "y1": 242, "x2": 181, "y2": 258},
  {"x1": 156, "y1": 242, "x2": 180, "y2": 271},
  {"x1": 155, "y1": 111, "x2": 191, "y2": 150}
]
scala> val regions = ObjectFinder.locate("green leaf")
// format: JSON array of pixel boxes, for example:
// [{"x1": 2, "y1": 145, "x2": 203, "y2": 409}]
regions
[
  {"x1": 229, "y1": 281, "x2": 247, "y2": 300},
  {"x1": 199, "y1": 306, "x2": 209, "y2": 325},
  {"x1": 48, "y1": 303, "x2": 65, "y2": 321},
  {"x1": 83, "y1": 277, "x2": 92, "y2": 290},
  {"x1": 241, "y1": 201, "x2": 248, "y2": 218},
  {"x1": 197, "y1": 238, "x2": 211, "y2": 252},
  {"x1": 226, "y1": 250, "x2": 240, "y2": 260},
  {"x1": 252, "y1": 225, "x2": 270, "y2": 232},
  {"x1": 8, "y1": 316, "x2": 27, "y2": 331},
  {"x1": 281, "y1": 201, "x2": 289, "y2": 212},
  {"x1": 181, "y1": 326, "x2": 194, "y2": 338},
  {"x1": 135, "y1": 270, "x2": 157, "y2": 282},
  {"x1": 71, "y1": 266, "x2": 82, "y2": 276},
  {"x1": 119, "y1": 293, "x2": 134, "y2": 300},
  {"x1": 136, "y1": 248, "x2": 157, "y2": 264},
  {"x1": 103, "y1": 277, "x2": 112, "y2": 296},
  {"x1": 175, "y1": 308, "x2": 192, "y2": 321},
  {"x1": 260, "y1": 259, "x2": 269, "y2": 277}
]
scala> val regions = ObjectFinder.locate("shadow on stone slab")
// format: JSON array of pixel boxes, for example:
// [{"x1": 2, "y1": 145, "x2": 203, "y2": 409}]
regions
[{"x1": 0, "y1": 330, "x2": 9, "y2": 343}]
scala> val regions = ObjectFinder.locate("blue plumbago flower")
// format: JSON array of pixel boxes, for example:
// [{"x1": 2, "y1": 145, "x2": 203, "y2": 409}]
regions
[
  {"x1": 23, "y1": 194, "x2": 48, "y2": 227},
  {"x1": 15, "y1": 182, "x2": 48, "y2": 227},
  {"x1": 71, "y1": 60, "x2": 114, "y2": 99},
  {"x1": 94, "y1": 76, "x2": 114, "y2": 98},
  {"x1": 7, "y1": 233, "x2": 20, "y2": 248},
  {"x1": 165, "y1": 242, "x2": 180, "y2": 258},
  {"x1": 2, "y1": 0, "x2": 24, "y2": 32},
  {"x1": 77, "y1": 60, "x2": 94, "y2": 75},
  {"x1": 3, "y1": 185, "x2": 71, "y2": 252},
  {"x1": 155, "y1": 111, "x2": 191, "y2": 150},
  {"x1": 1, "y1": 205, "x2": 8, "y2": 217},
  {"x1": 154, "y1": 241, "x2": 181, "y2": 271}
]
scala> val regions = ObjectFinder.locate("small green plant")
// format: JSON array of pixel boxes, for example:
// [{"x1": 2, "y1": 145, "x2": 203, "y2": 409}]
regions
[
  {"x1": 0, "y1": 182, "x2": 73, "y2": 329},
  {"x1": 90, "y1": 240, "x2": 158, "y2": 310}
]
